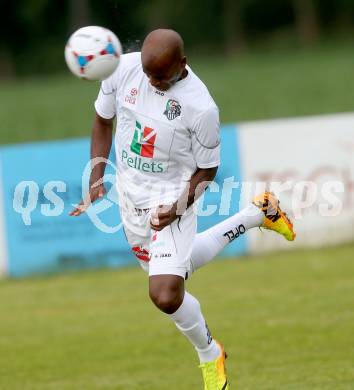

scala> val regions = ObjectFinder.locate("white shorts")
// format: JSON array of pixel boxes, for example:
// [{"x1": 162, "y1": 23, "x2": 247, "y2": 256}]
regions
[{"x1": 121, "y1": 205, "x2": 196, "y2": 279}]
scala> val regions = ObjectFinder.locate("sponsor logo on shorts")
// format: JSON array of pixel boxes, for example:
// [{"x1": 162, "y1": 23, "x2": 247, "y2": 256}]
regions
[
  {"x1": 223, "y1": 224, "x2": 246, "y2": 243},
  {"x1": 134, "y1": 207, "x2": 150, "y2": 216},
  {"x1": 152, "y1": 252, "x2": 172, "y2": 259},
  {"x1": 132, "y1": 246, "x2": 150, "y2": 262},
  {"x1": 163, "y1": 99, "x2": 181, "y2": 120}
]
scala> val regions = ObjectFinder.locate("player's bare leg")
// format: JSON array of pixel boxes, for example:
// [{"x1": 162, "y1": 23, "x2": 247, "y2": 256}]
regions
[
  {"x1": 149, "y1": 274, "x2": 221, "y2": 361},
  {"x1": 149, "y1": 274, "x2": 228, "y2": 389},
  {"x1": 149, "y1": 274, "x2": 184, "y2": 314}
]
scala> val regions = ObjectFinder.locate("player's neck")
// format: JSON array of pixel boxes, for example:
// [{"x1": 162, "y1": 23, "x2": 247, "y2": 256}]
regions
[{"x1": 178, "y1": 68, "x2": 188, "y2": 82}]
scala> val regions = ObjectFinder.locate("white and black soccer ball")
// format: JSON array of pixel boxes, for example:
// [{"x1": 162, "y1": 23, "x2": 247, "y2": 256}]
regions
[{"x1": 65, "y1": 26, "x2": 122, "y2": 81}]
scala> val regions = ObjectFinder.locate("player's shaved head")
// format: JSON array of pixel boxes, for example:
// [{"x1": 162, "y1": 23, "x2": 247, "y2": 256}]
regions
[
  {"x1": 141, "y1": 29, "x2": 187, "y2": 91},
  {"x1": 142, "y1": 29, "x2": 184, "y2": 66}
]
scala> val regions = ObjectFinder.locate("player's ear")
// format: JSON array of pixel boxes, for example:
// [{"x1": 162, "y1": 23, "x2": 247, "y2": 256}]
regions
[{"x1": 181, "y1": 56, "x2": 187, "y2": 67}]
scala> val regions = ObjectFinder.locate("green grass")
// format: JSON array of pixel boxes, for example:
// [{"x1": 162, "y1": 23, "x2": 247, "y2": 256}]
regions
[
  {"x1": 1, "y1": 42, "x2": 354, "y2": 145},
  {"x1": 0, "y1": 243, "x2": 354, "y2": 389}
]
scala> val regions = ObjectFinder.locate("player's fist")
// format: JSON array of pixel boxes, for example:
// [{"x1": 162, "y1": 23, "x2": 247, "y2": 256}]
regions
[
  {"x1": 69, "y1": 183, "x2": 106, "y2": 216},
  {"x1": 150, "y1": 204, "x2": 178, "y2": 231}
]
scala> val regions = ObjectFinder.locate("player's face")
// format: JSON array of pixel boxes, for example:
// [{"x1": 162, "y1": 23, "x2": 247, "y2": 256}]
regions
[{"x1": 143, "y1": 58, "x2": 186, "y2": 91}]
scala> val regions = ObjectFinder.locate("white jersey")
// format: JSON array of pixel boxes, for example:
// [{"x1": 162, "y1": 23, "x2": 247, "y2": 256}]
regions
[{"x1": 95, "y1": 52, "x2": 220, "y2": 208}]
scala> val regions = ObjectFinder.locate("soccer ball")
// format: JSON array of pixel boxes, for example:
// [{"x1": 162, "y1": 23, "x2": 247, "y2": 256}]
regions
[{"x1": 64, "y1": 26, "x2": 122, "y2": 81}]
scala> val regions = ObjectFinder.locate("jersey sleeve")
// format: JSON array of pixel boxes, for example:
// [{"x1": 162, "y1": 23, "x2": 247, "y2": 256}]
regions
[
  {"x1": 94, "y1": 75, "x2": 117, "y2": 119},
  {"x1": 191, "y1": 106, "x2": 221, "y2": 168}
]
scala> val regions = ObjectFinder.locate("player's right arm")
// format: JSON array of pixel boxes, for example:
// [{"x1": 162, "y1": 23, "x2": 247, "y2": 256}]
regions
[
  {"x1": 70, "y1": 71, "x2": 117, "y2": 217},
  {"x1": 69, "y1": 113, "x2": 114, "y2": 216}
]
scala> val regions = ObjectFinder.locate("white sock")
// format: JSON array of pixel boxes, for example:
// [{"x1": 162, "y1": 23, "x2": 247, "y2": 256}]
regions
[
  {"x1": 169, "y1": 291, "x2": 221, "y2": 363},
  {"x1": 190, "y1": 203, "x2": 263, "y2": 272}
]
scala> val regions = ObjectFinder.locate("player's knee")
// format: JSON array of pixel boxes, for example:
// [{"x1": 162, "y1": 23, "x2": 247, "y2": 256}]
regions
[{"x1": 149, "y1": 288, "x2": 183, "y2": 314}]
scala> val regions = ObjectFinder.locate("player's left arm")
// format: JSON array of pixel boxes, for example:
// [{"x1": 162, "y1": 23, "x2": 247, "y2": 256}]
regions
[
  {"x1": 151, "y1": 105, "x2": 220, "y2": 231},
  {"x1": 150, "y1": 166, "x2": 217, "y2": 230}
]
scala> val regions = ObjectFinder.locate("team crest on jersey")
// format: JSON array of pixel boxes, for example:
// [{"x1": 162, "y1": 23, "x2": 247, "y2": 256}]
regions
[{"x1": 163, "y1": 99, "x2": 181, "y2": 120}]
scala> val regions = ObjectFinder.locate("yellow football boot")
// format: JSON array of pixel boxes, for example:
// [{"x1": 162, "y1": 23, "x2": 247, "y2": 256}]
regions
[
  {"x1": 199, "y1": 341, "x2": 229, "y2": 390},
  {"x1": 252, "y1": 191, "x2": 296, "y2": 241}
]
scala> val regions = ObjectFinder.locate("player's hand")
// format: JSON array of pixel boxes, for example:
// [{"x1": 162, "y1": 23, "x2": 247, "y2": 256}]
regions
[
  {"x1": 69, "y1": 183, "x2": 106, "y2": 216},
  {"x1": 150, "y1": 204, "x2": 178, "y2": 231}
]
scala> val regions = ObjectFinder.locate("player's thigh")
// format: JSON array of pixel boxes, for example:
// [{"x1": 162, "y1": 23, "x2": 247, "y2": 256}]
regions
[{"x1": 149, "y1": 207, "x2": 197, "y2": 279}]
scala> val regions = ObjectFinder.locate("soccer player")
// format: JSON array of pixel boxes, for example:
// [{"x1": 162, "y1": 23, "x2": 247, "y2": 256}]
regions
[{"x1": 70, "y1": 29, "x2": 295, "y2": 390}]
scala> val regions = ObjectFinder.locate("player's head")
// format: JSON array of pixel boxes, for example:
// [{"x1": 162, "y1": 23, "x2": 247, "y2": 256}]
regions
[{"x1": 141, "y1": 29, "x2": 187, "y2": 91}]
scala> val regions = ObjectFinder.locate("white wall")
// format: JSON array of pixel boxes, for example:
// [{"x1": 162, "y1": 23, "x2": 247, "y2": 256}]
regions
[{"x1": 237, "y1": 113, "x2": 354, "y2": 253}]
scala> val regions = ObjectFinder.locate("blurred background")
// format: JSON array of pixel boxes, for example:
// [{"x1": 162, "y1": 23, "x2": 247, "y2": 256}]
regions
[
  {"x1": 2, "y1": 0, "x2": 354, "y2": 75},
  {"x1": 0, "y1": 1, "x2": 354, "y2": 389},
  {"x1": 1, "y1": 0, "x2": 354, "y2": 143}
]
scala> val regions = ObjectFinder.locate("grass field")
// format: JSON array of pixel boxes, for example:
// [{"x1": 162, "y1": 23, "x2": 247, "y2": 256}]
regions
[
  {"x1": 0, "y1": 243, "x2": 354, "y2": 389},
  {"x1": 1, "y1": 42, "x2": 354, "y2": 145}
]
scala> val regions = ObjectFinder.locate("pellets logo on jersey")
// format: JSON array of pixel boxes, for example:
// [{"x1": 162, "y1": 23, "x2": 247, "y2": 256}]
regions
[
  {"x1": 163, "y1": 99, "x2": 181, "y2": 120},
  {"x1": 130, "y1": 121, "x2": 156, "y2": 158}
]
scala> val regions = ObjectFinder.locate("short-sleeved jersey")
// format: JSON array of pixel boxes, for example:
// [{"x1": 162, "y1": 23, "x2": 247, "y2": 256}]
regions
[{"x1": 95, "y1": 52, "x2": 220, "y2": 208}]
